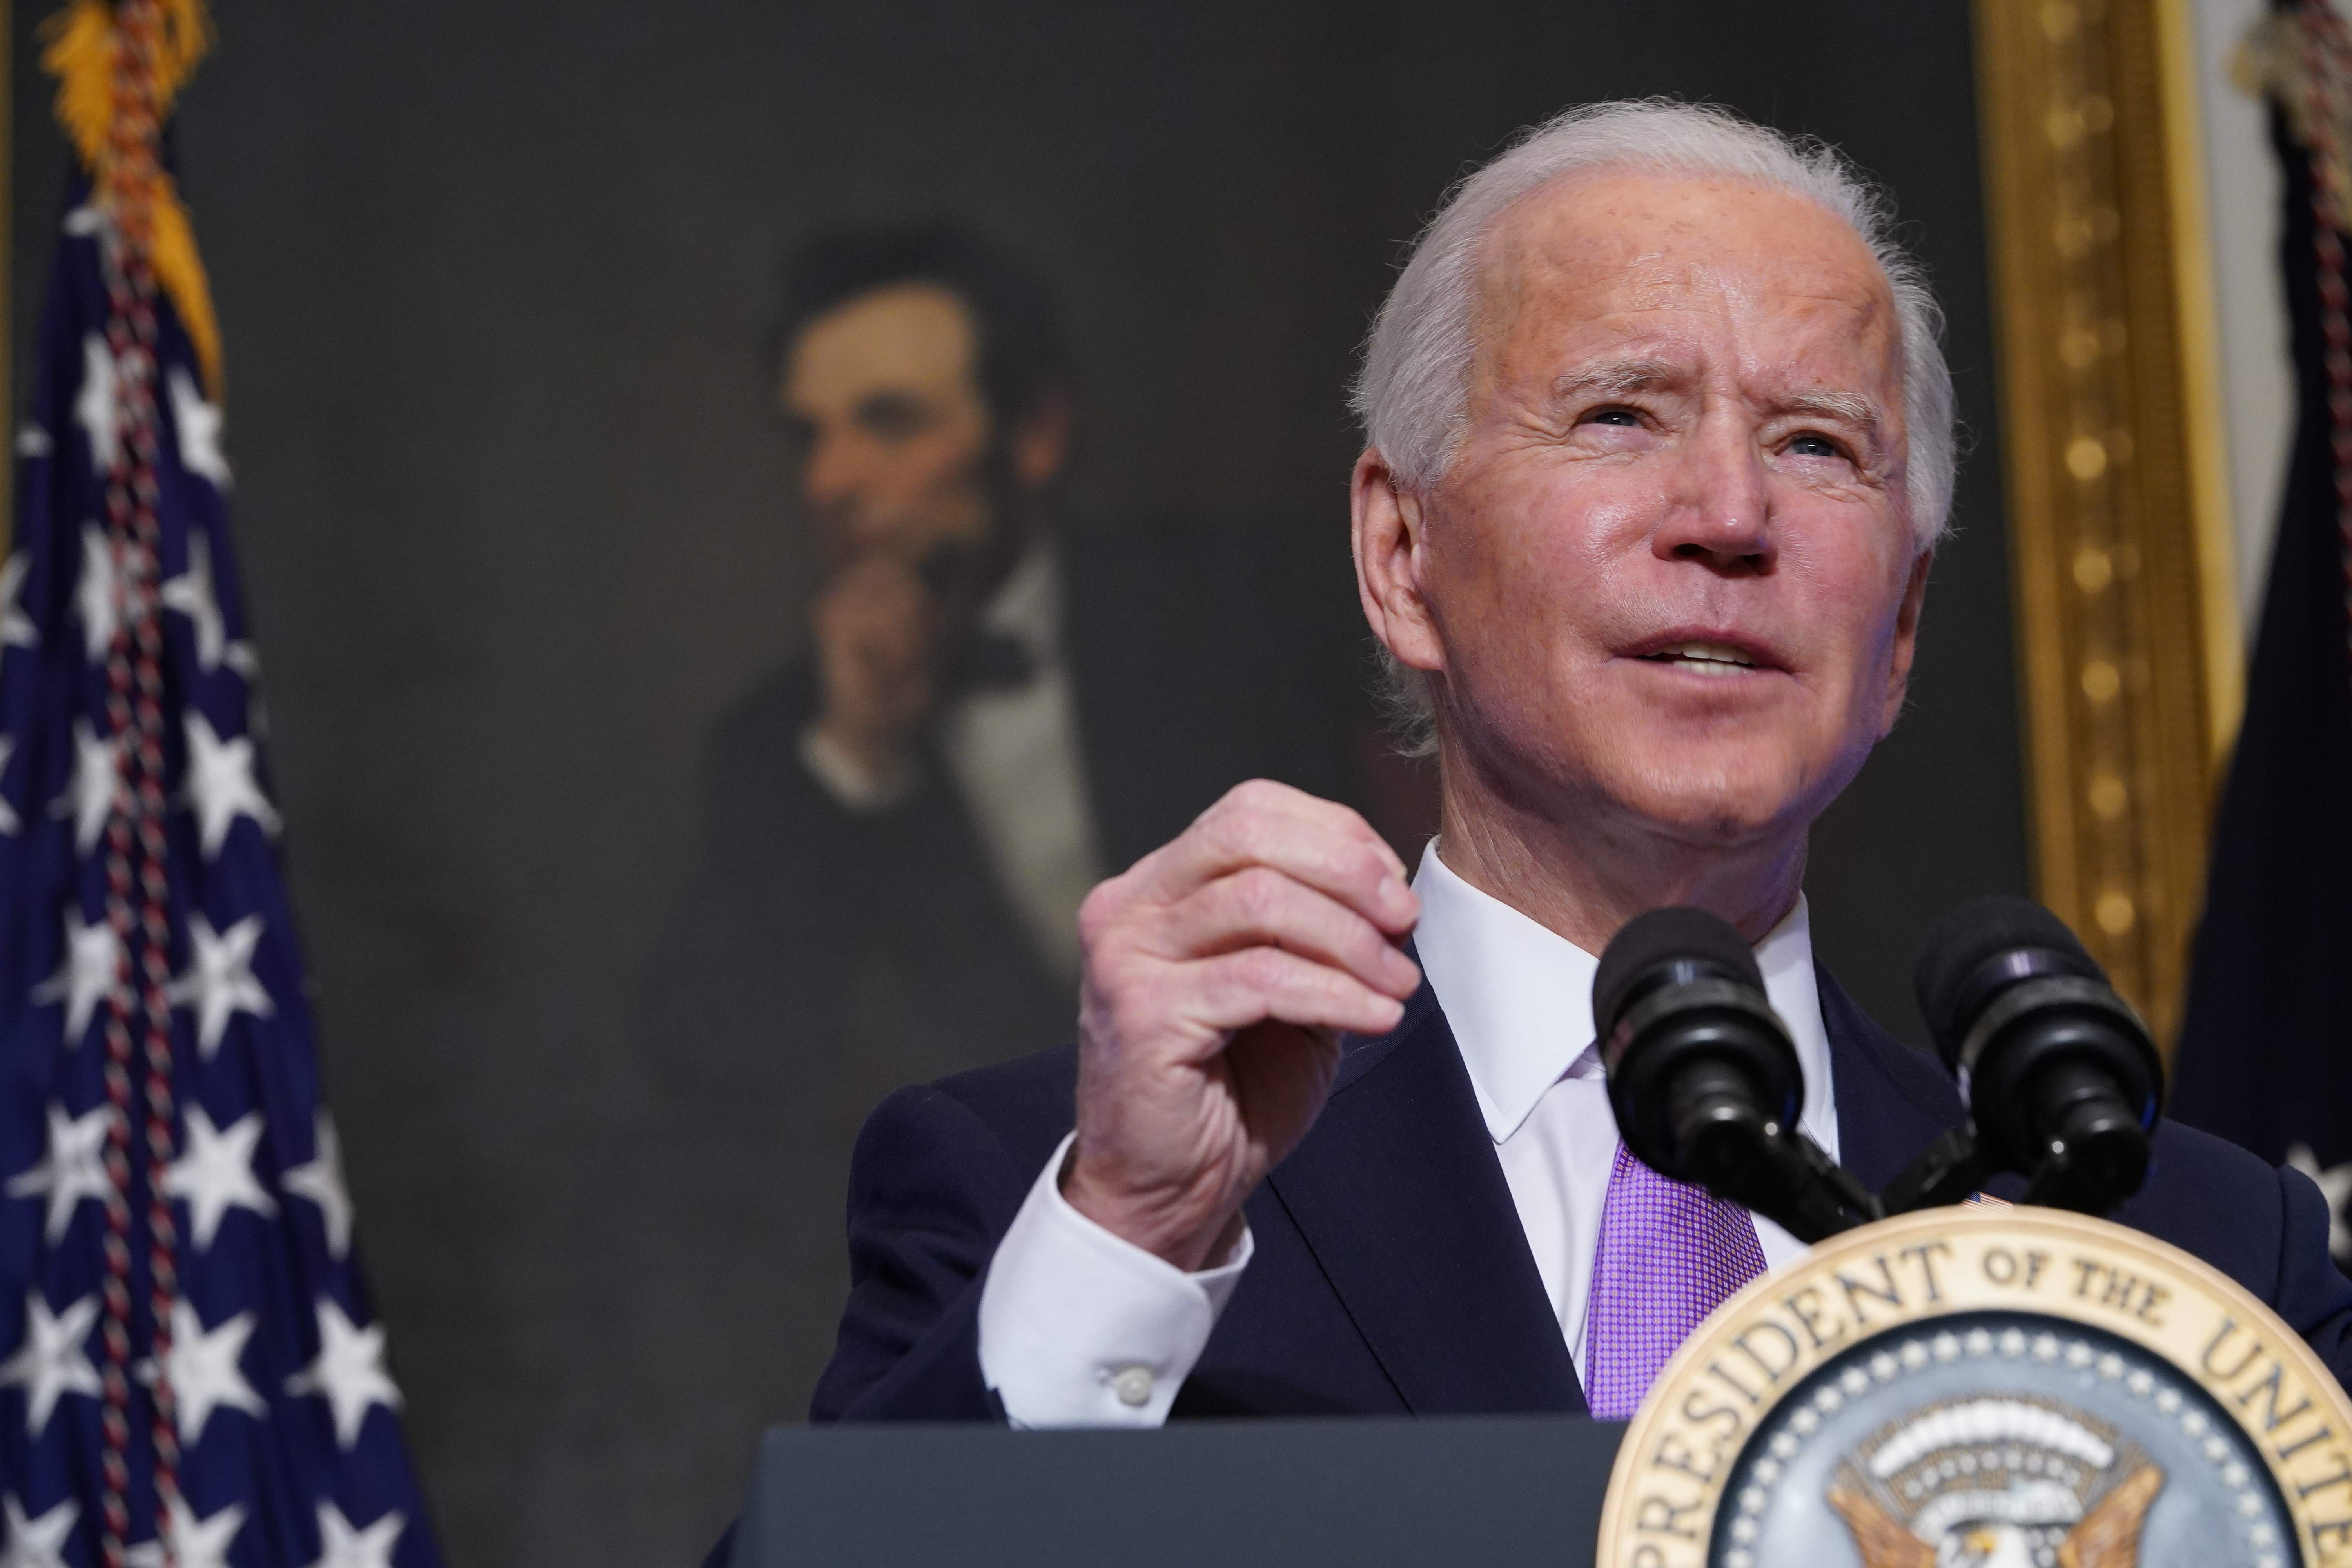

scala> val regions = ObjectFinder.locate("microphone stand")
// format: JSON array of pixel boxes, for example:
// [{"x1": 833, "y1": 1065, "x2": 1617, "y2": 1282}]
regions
[
  {"x1": 1875, "y1": 1128, "x2": 1994, "y2": 1215},
  {"x1": 1714, "y1": 1127, "x2": 1884, "y2": 1243}
]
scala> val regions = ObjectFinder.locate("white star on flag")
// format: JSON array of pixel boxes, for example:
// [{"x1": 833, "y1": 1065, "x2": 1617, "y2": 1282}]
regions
[
  {"x1": 138, "y1": 1299, "x2": 265, "y2": 1444},
  {"x1": 163, "y1": 1107, "x2": 278, "y2": 1250},
  {"x1": 75, "y1": 525, "x2": 116, "y2": 662},
  {"x1": 284, "y1": 1112, "x2": 356, "y2": 1259},
  {"x1": 0, "y1": 1293, "x2": 100, "y2": 1436},
  {"x1": 168, "y1": 913, "x2": 274, "y2": 1058},
  {"x1": 0, "y1": 737, "x2": 18, "y2": 837},
  {"x1": 169, "y1": 367, "x2": 232, "y2": 489},
  {"x1": 0, "y1": 553, "x2": 35, "y2": 648},
  {"x1": 73, "y1": 334, "x2": 118, "y2": 475},
  {"x1": 0, "y1": 1494, "x2": 78, "y2": 1568},
  {"x1": 126, "y1": 1495, "x2": 245, "y2": 1568},
  {"x1": 2289, "y1": 1143, "x2": 2352, "y2": 1263},
  {"x1": 13, "y1": 425, "x2": 52, "y2": 457},
  {"x1": 52, "y1": 719, "x2": 117, "y2": 852},
  {"x1": 183, "y1": 712, "x2": 280, "y2": 857},
  {"x1": 286, "y1": 1299, "x2": 402, "y2": 1449},
  {"x1": 31, "y1": 908, "x2": 120, "y2": 1047},
  {"x1": 161, "y1": 531, "x2": 228, "y2": 671},
  {"x1": 306, "y1": 1503, "x2": 404, "y2": 1568},
  {"x1": 6, "y1": 1103, "x2": 118, "y2": 1242}
]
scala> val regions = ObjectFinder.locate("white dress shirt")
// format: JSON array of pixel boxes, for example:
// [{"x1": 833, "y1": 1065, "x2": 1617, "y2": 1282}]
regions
[
  {"x1": 798, "y1": 540, "x2": 1106, "y2": 985},
  {"x1": 975, "y1": 840, "x2": 1839, "y2": 1426}
]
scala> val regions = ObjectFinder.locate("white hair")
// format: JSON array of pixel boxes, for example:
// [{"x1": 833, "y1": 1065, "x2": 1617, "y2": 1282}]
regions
[{"x1": 1351, "y1": 99, "x2": 1957, "y2": 755}]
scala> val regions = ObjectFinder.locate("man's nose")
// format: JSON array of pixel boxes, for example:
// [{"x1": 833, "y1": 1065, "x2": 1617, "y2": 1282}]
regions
[
  {"x1": 801, "y1": 428, "x2": 866, "y2": 520},
  {"x1": 1651, "y1": 417, "x2": 1774, "y2": 572}
]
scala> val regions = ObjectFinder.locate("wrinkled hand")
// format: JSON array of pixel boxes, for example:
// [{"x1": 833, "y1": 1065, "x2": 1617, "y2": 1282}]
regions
[
  {"x1": 811, "y1": 554, "x2": 940, "y2": 781},
  {"x1": 1064, "y1": 780, "x2": 1423, "y2": 1271}
]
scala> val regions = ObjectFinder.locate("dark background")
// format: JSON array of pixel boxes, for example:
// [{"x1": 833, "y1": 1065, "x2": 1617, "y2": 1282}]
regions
[{"x1": 12, "y1": 3, "x2": 2025, "y2": 1563}]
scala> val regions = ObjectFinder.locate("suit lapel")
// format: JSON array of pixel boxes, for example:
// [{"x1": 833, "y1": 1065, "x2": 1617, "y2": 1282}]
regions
[
  {"x1": 1256, "y1": 965, "x2": 1964, "y2": 1418},
  {"x1": 1265, "y1": 985, "x2": 1587, "y2": 1416},
  {"x1": 1819, "y1": 964, "x2": 1967, "y2": 1190}
]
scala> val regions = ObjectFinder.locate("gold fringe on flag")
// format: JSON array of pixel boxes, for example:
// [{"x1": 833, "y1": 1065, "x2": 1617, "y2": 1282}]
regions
[{"x1": 39, "y1": 0, "x2": 223, "y2": 397}]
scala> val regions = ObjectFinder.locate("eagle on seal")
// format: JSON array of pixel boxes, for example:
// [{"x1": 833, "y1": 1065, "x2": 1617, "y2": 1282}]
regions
[
  {"x1": 1823, "y1": 1396, "x2": 2163, "y2": 1568},
  {"x1": 1829, "y1": 1466, "x2": 2161, "y2": 1568}
]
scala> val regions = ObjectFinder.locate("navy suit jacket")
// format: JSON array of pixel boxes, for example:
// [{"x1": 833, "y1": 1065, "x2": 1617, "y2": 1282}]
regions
[{"x1": 808, "y1": 966, "x2": 2352, "y2": 1421}]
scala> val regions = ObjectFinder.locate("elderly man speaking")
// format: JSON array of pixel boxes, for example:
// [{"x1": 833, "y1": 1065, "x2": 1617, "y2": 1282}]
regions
[{"x1": 806, "y1": 101, "x2": 2352, "y2": 1426}]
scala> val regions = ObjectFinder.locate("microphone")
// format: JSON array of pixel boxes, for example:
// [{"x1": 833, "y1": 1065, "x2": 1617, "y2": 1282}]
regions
[
  {"x1": 1908, "y1": 895, "x2": 2163, "y2": 1214},
  {"x1": 1594, "y1": 908, "x2": 1879, "y2": 1243}
]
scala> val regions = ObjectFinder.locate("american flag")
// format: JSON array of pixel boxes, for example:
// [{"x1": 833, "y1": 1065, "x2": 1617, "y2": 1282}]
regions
[{"x1": 0, "y1": 156, "x2": 444, "y2": 1568}]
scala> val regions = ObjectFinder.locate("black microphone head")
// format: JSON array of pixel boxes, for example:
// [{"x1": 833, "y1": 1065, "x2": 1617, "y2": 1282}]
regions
[
  {"x1": 1911, "y1": 893, "x2": 2162, "y2": 1214},
  {"x1": 1913, "y1": 895, "x2": 2103, "y2": 1065},
  {"x1": 1592, "y1": 906, "x2": 1812, "y2": 1213},
  {"x1": 1593, "y1": 906, "x2": 1764, "y2": 1041}
]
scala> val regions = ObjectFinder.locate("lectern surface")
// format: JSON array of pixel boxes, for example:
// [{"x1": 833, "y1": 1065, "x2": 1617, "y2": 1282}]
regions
[{"x1": 730, "y1": 1414, "x2": 1628, "y2": 1567}]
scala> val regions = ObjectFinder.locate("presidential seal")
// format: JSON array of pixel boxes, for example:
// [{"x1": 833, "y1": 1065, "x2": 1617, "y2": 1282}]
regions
[{"x1": 1594, "y1": 1209, "x2": 2352, "y2": 1568}]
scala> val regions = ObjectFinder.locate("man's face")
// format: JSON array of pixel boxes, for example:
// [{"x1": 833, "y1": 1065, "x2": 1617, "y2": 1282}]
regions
[
  {"x1": 781, "y1": 282, "x2": 996, "y2": 564},
  {"x1": 1410, "y1": 172, "x2": 1928, "y2": 848}
]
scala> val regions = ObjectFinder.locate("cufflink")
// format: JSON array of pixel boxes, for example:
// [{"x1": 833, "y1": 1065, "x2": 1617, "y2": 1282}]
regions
[{"x1": 1109, "y1": 1365, "x2": 1154, "y2": 1408}]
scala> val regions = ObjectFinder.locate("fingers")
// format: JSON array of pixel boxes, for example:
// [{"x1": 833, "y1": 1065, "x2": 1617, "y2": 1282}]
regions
[
  {"x1": 818, "y1": 556, "x2": 932, "y2": 649},
  {"x1": 1066, "y1": 788, "x2": 1412, "y2": 1269},
  {"x1": 1129, "y1": 779, "x2": 1416, "y2": 935},
  {"x1": 1176, "y1": 945, "x2": 1408, "y2": 1040},
  {"x1": 815, "y1": 556, "x2": 937, "y2": 732},
  {"x1": 1158, "y1": 866, "x2": 1421, "y2": 999}
]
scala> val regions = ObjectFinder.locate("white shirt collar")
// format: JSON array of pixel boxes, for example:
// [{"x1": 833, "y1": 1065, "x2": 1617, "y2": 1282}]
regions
[
  {"x1": 977, "y1": 535, "x2": 1061, "y2": 666},
  {"x1": 1411, "y1": 841, "x2": 1838, "y2": 1159}
]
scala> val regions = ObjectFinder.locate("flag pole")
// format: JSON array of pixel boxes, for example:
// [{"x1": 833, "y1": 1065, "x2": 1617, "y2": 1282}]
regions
[{"x1": 3, "y1": 0, "x2": 13, "y2": 564}]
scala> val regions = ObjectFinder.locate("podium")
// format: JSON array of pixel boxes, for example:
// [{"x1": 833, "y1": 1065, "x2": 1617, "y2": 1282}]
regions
[{"x1": 726, "y1": 1414, "x2": 1628, "y2": 1567}]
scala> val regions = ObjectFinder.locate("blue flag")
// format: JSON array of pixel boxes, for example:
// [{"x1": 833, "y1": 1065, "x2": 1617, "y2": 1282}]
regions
[
  {"x1": 0, "y1": 180, "x2": 443, "y2": 1566},
  {"x1": 2175, "y1": 2, "x2": 2352, "y2": 1263}
]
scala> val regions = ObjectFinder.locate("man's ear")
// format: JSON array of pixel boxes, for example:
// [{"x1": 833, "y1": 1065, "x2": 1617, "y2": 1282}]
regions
[
  {"x1": 1878, "y1": 548, "x2": 1934, "y2": 736},
  {"x1": 1352, "y1": 448, "x2": 1445, "y2": 676},
  {"x1": 1009, "y1": 389, "x2": 1075, "y2": 490}
]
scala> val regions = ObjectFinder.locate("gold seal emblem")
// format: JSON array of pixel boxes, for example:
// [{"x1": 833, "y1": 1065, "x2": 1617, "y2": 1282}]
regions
[{"x1": 1594, "y1": 1209, "x2": 2352, "y2": 1567}]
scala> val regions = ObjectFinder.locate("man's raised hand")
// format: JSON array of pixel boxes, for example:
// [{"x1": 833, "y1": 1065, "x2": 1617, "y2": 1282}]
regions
[
  {"x1": 811, "y1": 553, "x2": 940, "y2": 782},
  {"x1": 1062, "y1": 779, "x2": 1421, "y2": 1271}
]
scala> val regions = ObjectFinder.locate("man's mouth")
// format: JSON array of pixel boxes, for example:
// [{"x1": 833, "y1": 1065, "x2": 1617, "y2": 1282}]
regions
[{"x1": 1638, "y1": 640, "x2": 1765, "y2": 677}]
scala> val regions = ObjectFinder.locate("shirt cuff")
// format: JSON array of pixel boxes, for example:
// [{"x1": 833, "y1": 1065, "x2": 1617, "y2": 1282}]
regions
[
  {"x1": 977, "y1": 1132, "x2": 1253, "y2": 1428},
  {"x1": 797, "y1": 722, "x2": 922, "y2": 812}
]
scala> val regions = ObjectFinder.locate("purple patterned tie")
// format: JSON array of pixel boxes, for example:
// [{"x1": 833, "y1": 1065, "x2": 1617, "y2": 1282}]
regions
[{"x1": 1583, "y1": 1140, "x2": 1768, "y2": 1417}]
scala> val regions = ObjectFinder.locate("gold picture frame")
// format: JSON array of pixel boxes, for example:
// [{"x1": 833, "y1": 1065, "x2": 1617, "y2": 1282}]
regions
[{"x1": 1974, "y1": 0, "x2": 2244, "y2": 1048}]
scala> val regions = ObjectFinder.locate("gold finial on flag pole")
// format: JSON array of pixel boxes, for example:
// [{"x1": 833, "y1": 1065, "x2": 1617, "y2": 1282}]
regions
[{"x1": 39, "y1": 0, "x2": 221, "y2": 398}]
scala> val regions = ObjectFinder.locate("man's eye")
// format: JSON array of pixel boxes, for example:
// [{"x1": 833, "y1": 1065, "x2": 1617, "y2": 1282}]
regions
[
  {"x1": 1788, "y1": 432, "x2": 1844, "y2": 459},
  {"x1": 1585, "y1": 407, "x2": 1642, "y2": 428},
  {"x1": 857, "y1": 394, "x2": 934, "y2": 439}
]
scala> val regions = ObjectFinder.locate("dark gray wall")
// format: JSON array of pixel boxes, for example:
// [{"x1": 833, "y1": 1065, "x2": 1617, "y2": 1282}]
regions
[{"x1": 13, "y1": 4, "x2": 2026, "y2": 1564}]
